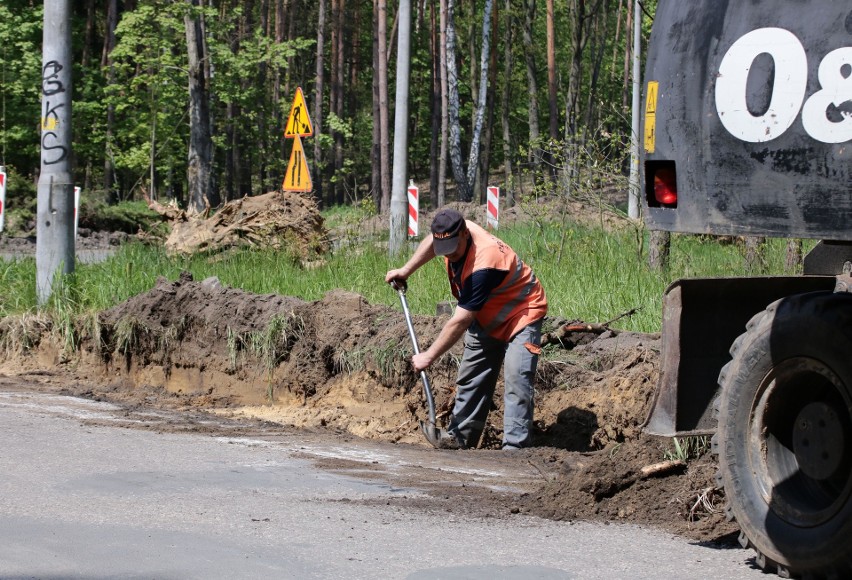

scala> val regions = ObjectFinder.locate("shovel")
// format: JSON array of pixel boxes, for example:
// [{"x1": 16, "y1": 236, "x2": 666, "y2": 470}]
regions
[{"x1": 391, "y1": 280, "x2": 447, "y2": 448}]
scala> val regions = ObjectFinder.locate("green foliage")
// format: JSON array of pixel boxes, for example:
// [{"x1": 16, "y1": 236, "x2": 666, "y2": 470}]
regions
[
  {"x1": 0, "y1": 259, "x2": 37, "y2": 317},
  {"x1": 114, "y1": 315, "x2": 147, "y2": 355},
  {"x1": 663, "y1": 436, "x2": 712, "y2": 463},
  {"x1": 43, "y1": 273, "x2": 83, "y2": 354},
  {"x1": 0, "y1": 167, "x2": 37, "y2": 236},
  {"x1": 78, "y1": 200, "x2": 166, "y2": 235},
  {"x1": 0, "y1": 3, "x2": 43, "y2": 173},
  {"x1": 106, "y1": 1, "x2": 192, "y2": 198}
]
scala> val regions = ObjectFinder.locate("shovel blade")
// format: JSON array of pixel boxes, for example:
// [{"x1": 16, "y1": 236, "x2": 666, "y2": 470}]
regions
[{"x1": 419, "y1": 421, "x2": 458, "y2": 449}]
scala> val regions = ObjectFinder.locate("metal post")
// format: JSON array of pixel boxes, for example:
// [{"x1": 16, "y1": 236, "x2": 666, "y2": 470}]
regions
[
  {"x1": 389, "y1": 0, "x2": 412, "y2": 255},
  {"x1": 36, "y1": 0, "x2": 75, "y2": 304},
  {"x1": 628, "y1": 0, "x2": 642, "y2": 220}
]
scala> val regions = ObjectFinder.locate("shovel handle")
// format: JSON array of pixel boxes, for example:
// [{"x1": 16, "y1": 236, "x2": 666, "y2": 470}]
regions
[{"x1": 394, "y1": 284, "x2": 437, "y2": 426}]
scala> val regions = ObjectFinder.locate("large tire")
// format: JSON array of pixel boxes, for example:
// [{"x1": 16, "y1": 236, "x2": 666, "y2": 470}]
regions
[{"x1": 714, "y1": 291, "x2": 852, "y2": 578}]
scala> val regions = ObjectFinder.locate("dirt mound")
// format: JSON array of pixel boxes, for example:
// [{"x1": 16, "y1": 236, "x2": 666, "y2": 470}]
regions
[{"x1": 147, "y1": 190, "x2": 329, "y2": 258}]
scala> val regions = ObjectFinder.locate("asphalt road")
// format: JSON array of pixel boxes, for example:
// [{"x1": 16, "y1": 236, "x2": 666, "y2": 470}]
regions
[{"x1": 0, "y1": 386, "x2": 765, "y2": 579}]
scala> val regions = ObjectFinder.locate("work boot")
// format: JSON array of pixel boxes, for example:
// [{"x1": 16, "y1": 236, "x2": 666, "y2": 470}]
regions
[{"x1": 437, "y1": 429, "x2": 465, "y2": 450}]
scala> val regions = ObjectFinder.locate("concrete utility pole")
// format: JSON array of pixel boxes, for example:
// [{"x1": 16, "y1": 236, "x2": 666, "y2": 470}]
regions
[
  {"x1": 389, "y1": 0, "x2": 412, "y2": 256},
  {"x1": 628, "y1": 0, "x2": 642, "y2": 220},
  {"x1": 36, "y1": 0, "x2": 75, "y2": 304}
]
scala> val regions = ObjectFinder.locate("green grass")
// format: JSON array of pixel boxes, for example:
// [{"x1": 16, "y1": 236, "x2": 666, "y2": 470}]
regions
[
  {"x1": 0, "y1": 212, "x2": 814, "y2": 333},
  {"x1": 663, "y1": 435, "x2": 712, "y2": 462}
]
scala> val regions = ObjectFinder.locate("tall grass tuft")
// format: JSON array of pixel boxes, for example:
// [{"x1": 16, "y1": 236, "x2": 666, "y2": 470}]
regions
[{"x1": 0, "y1": 210, "x2": 815, "y2": 334}]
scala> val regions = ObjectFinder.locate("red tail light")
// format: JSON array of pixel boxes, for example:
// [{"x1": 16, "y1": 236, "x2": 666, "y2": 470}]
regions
[{"x1": 654, "y1": 168, "x2": 678, "y2": 206}]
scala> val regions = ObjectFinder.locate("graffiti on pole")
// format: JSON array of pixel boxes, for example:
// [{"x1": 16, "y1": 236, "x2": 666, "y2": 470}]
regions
[{"x1": 41, "y1": 61, "x2": 68, "y2": 165}]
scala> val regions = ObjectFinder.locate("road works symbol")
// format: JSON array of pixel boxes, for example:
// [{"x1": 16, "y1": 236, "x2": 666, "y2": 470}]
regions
[
  {"x1": 283, "y1": 135, "x2": 312, "y2": 192},
  {"x1": 284, "y1": 87, "x2": 313, "y2": 138}
]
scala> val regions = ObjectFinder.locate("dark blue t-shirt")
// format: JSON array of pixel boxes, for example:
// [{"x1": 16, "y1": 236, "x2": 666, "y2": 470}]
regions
[{"x1": 449, "y1": 251, "x2": 508, "y2": 311}]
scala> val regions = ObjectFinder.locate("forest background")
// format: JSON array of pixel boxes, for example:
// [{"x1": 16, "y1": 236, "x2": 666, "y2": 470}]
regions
[{"x1": 0, "y1": 0, "x2": 654, "y2": 217}]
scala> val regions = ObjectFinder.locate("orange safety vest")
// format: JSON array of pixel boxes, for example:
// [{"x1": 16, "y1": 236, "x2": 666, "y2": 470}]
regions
[{"x1": 445, "y1": 221, "x2": 547, "y2": 342}]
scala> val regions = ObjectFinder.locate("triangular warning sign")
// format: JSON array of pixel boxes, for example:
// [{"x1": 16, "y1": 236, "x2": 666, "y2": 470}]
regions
[
  {"x1": 284, "y1": 87, "x2": 313, "y2": 138},
  {"x1": 282, "y1": 135, "x2": 313, "y2": 192}
]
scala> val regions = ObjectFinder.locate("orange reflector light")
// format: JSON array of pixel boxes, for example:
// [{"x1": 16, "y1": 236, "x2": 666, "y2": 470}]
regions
[{"x1": 654, "y1": 168, "x2": 677, "y2": 205}]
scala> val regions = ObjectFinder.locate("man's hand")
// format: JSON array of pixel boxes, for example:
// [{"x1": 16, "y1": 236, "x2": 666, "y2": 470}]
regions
[
  {"x1": 411, "y1": 351, "x2": 434, "y2": 373},
  {"x1": 385, "y1": 268, "x2": 408, "y2": 286},
  {"x1": 410, "y1": 307, "x2": 475, "y2": 374}
]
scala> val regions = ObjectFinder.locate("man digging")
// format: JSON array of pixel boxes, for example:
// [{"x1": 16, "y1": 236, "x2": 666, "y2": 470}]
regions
[{"x1": 385, "y1": 208, "x2": 547, "y2": 450}]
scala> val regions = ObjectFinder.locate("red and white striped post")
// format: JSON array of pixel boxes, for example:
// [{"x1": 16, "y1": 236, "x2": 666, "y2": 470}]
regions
[
  {"x1": 74, "y1": 186, "x2": 81, "y2": 238},
  {"x1": 0, "y1": 166, "x2": 6, "y2": 233},
  {"x1": 486, "y1": 186, "x2": 499, "y2": 229},
  {"x1": 407, "y1": 180, "x2": 419, "y2": 237}
]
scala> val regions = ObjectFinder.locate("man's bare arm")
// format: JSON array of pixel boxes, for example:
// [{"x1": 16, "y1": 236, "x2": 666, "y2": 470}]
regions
[
  {"x1": 385, "y1": 235, "x2": 437, "y2": 284},
  {"x1": 412, "y1": 306, "x2": 475, "y2": 372}
]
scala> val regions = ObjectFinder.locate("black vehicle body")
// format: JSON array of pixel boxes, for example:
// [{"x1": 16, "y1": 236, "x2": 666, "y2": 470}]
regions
[{"x1": 640, "y1": 1, "x2": 852, "y2": 576}]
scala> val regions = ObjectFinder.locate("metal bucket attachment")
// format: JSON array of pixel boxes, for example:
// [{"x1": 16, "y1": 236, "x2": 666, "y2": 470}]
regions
[{"x1": 643, "y1": 275, "x2": 836, "y2": 437}]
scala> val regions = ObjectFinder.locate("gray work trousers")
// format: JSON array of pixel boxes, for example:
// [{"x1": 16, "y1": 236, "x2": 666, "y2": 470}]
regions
[{"x1": 448, "y1": 319, "x2": 543, "y2": 449}]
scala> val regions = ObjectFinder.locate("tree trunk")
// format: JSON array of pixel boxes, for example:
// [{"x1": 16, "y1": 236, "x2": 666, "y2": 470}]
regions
[
  {"x1": 647, "y1": 230, "x2": 671, "y2": 272},
  {"x1": 446, "y1": 0, "x2": 493, "y2": 202},
  {"x1": 446, "y1": 0, "x2": 466, "y2": 199},
  {"x1": 545, "y1": 0, "x2": 558, "y2": 142},
  {"x1": 349, "y1": 0, "x2": 361, "y2": 115},
  {"x1": 284, "y1": 2, "x2": 295, "y2": 98},
  {"x1": 314, "y1": 0, "x2": 326, "y2": 205},
  {"x1": 437, "y1": 0, "x2": 449, "y2": 207},
  {"x1": 82, "y1": 0, "x2": 96, "y2": 68},
  {"x1": 334, "y1": 0, "x2": 346, "y2": 205},
  {"x1": 582, "y1": 1, "x2": 608, "y2": 137},
  {"x1": 429, "y1": 0, "x2": 440, "y2": 207},
  {"x1": 225, "y1": 102, "x2": 237, "y2": 200},
  {"x1": 744, "y1": 236, "x2": 766, "y2": 273},
  {"x1": 521, "y1": 0, "x2": 541, "y2": 170},
  {"x1": 103, "y1": 0, "x2": 118, "y2": 204},
  {"x1": 785, "y1": 239, "x2": 803, "y2": 274},
  {"x1": 478, "y1": 0, "x2": 499, "y2": 202},
  {"x1": 329, "y1": 0, "x2": 340, "y2": 206},
  {"x1": 500, "y1": 0, "x2": 515, "y2": 207},
  {"x1": 463, "y1": 0, "x2": 493, "y2": 196},
  {"x1": 258, "y1": 0, "x2": 270, "y2": 191},
  {"x1": 378, "y1": 0, "x2": 392, "y2": 211},
  {"x1": 185, "y1": 0, "x2": 218, "y2": 213},
  {"x1": 371, "y1": 0, "x2": 382, "y2": 209},
  {"x1": 565, "y1": 0, "x2": 585, "y2": 136},
  {"x1": 468, "y1": 0, "x2": 478, "y2": 131},
  {"x1": 236, "y1": 1, "x2": 253, "y2": 198},
  {"x1": 622, "y1": 0, "x2": 632, "y2": 108},
  {"x1": 274, "y1": 0, "x2": 288, "y2": 190},
  {"x1": 563, "y1": 0, "x2": 589, "y2": 193}
]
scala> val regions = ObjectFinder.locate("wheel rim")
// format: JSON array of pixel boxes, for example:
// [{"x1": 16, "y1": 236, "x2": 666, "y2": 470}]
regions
[{"x1": 749, "y1": 357, "x2": 852, "y2": 527}]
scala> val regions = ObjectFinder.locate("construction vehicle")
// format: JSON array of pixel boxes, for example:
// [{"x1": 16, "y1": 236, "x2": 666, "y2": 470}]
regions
[{"x1": 640, "y1": 1, "x2": 852, "y2": 577}]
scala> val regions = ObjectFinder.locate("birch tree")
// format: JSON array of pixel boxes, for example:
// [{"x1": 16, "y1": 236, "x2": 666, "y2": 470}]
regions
[{"x1": 446, "y1": 0, "x2": 493, "y2": 202}]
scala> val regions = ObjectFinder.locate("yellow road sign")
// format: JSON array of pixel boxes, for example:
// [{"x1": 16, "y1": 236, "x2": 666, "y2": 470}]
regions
[
  {"x1": 284, "y1": 87, "x2": 313, "y2": 138},
  {"x1": 283, "y1": 135, "x2": 312, "y2": 192}
]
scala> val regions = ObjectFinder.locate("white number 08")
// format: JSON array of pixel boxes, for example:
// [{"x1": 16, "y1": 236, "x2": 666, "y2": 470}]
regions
[{"x1": 715, "y1": 27, "x2": 852, "y2": 144}]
